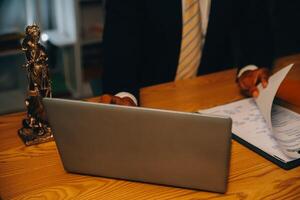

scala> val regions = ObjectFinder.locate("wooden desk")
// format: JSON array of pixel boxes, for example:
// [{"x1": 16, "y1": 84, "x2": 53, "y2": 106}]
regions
[{"x1": 1, "y1": 69, "x2": 300, "y2": 199}]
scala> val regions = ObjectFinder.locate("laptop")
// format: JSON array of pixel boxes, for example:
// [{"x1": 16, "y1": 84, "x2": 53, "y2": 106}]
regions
[{"x1": 43, "y1": 98, "x2": 232, "y2": 193}]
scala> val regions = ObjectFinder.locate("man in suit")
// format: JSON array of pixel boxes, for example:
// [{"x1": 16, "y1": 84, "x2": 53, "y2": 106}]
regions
[{"x1": 101, "y1": 0, "x2": 273, "y2": 105}]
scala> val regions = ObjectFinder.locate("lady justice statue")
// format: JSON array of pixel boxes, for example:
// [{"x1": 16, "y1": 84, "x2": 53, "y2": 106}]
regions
[{"x1": 18, "y1": 24, "x2": 53, "y2": 145}]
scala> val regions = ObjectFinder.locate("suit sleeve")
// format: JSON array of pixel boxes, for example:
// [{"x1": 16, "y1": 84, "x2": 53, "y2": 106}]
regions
[
  {"x1": 270, "y1": 0, "x2": 300, "y2": 57},
  {"x1": 102, "y1": 0, "x2": 144, "y2": 98},
  {"x1": 234, "y1": 0, "x2": 273, "y2": 72}
]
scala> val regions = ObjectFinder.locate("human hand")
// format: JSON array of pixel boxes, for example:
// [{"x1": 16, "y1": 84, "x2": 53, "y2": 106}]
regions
[
  {"x1": 237, "y1": 68, "x2": 270, "y2": 97},
  {"x1": 99, "y1": 94, "x2": 137, "y2": 106}
]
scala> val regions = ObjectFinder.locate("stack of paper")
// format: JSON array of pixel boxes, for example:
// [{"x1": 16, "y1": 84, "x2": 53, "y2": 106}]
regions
[{"x1": 200, "y1": 64, "x2": 300, "y2": 169}]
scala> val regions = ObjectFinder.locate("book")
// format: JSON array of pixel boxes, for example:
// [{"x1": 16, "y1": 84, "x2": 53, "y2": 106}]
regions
[{"x1": 199, "y1": 64, "x2": 300, "y2": 170}]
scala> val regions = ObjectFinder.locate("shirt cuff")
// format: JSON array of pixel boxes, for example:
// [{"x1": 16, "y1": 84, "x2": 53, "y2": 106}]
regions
[
  {"x1": 237, "y1": 65, "x2": 259, "y2": 78},
  {"x1": 115, "y1": 92, "x2": 138, "y2": 106}
]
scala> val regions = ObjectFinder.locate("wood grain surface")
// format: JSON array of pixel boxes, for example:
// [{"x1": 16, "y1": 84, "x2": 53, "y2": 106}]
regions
[{"x1": 1, "y1": 64, "x2": 300, "y2": 199}]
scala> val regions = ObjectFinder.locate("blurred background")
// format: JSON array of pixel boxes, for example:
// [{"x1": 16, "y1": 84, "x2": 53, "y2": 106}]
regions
[
  {"x1": 0, "y1": 0, "x2": 105, "y2": 114},
  {"x1": 0, "y1": 0, "x2": 299, "y2": 115}
]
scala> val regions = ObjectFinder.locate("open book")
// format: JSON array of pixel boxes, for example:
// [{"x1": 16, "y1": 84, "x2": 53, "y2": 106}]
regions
[{"x1": 199, "y1": 64, "x2": 300, "y2": 169}]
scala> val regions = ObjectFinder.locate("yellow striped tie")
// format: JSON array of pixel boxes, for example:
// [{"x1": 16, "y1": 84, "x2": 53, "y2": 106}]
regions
[{"x1": 175, "y1": 0, "x2": 202, "y2": 80}]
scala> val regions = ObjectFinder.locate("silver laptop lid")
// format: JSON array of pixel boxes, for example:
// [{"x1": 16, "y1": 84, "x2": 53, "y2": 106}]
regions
[{"x1": 43, "y1": 98, "x2": 232, "y2": 193}]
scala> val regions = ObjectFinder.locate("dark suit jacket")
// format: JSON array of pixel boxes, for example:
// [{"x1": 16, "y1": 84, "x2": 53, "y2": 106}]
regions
[{"x1": 102, "y1": 0, "x2": 274, "y2": 98}]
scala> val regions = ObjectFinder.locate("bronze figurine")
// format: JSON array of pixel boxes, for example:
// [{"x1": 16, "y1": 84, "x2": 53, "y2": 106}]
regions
[{"x1": 18, "y1": 24, "x2": 53, "y2": 145}]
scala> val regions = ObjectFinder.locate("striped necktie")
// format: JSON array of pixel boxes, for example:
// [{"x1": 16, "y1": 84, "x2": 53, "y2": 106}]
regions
[{"x1": 175, "y1": 0, "x2": 202, "y2": 80}]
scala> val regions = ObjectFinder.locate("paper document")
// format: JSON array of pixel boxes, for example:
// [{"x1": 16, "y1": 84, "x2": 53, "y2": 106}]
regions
[
  {"x1": 200, "y1": 64, "x2": 300, "y2": 161},
  {"x1": 255, "y1": 64, "x2": 293, "y2": 130}
]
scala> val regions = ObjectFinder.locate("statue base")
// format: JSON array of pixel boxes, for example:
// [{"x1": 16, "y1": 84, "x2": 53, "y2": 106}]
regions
[{"x1": 18, "y1": 122, "x2": 53, "y2": 146}]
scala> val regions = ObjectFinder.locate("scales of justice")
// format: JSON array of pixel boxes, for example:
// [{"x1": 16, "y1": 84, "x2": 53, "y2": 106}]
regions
[{"x1": 18, "y1": 24, "x2": 53, "y2": 145}]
